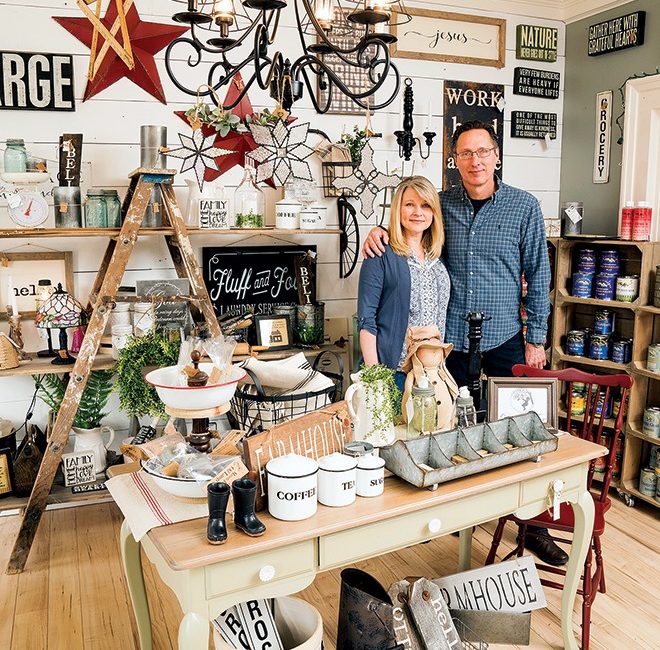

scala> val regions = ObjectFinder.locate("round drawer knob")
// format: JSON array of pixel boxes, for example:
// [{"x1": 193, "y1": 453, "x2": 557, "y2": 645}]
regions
[
  {"x1": 259, "y1": 565, "x2": 276, "y2": 582},
  {"x1": 428, "y1": 518, "x2": 442, "y2": 534}
]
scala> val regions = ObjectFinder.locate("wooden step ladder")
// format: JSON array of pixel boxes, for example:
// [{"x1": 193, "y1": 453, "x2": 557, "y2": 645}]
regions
[{"x1": 6, "y1": 168, "x2": 220, "y2": 574}]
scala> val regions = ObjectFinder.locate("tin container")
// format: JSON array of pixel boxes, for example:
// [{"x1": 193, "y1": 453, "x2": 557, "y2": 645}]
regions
[
  {"x1": 275, "y1": 198, "x2": 301, "y2": 229},
  {"x1": 654, "y1": 265, "x2": 660, "y2": 308},
  {"x1": 593, "y1": 273, "x2": 617, "y2": 300},
  {"x1": 576, "y1": 249, "x2": 596, "y2": 274},
  {"x1": 571, "y1": 272, "x2": 593, "y2": 298},
  {"x1": 343, "y1": 441, "x2": 375, "y2": 458},
  {"x1": 595, "y1": 393, "x2": 612, "y2": 419},
  {"x1": 266, "y1": 454, "x2": 318, "y2": 521},
  {"x1": 561, "y1": 201, "x2": 583, "y2": 236},
  {"x1": 639, "y1": 467, "x2": 656, "y2": 496},
  {"x1": 589, "y1": 334, "x2": 610, "y2": 360},
  {"x1": 611, "y1": 338, "x2": 631, "y2": 364},
  {"x1": 615, "y1": 276, "x2": 639, "y2": 302},
  {"x1": 317, "y1": 453, "x2": 357, "y2": 507},
  {"x1": 570, "y1": 392, "x2": 586, "y2": 416},
  {"x1": 642, "y1": 407, "x2": 660, "y2": 439},
  {"x1": 140, "y1": 125, "x2": 167, "y2": 169},
  {"x1": 599, "y1": 250, "x2": 620, "y2": 275},
  {"x1": 53, "y1": 186, "x2": 82, "y2": 228},
  {"x1": 593, "y1": 309, "x2": 614, "y2": 335},
  {"x1": 632, "y1": 201, "x2": 652, "y2": 241},
  {"x1": 356, "y1": 454, "x2": 385, "y2": 497},
  {"x1": 647, "y1": 343, "x2": 660, "y2": 372},
  {"x1": 655, "y1": 468, "x2": 660, "y2": 502},
  {"x1": 650, "y1": 445, "x2": 660, "y2": 469},
  {"x1": 299, "y1": 209, "x2": 319, "y2": 230},
  {"x1": 566, "y1": 330, "x2": 587, "y2": 356}
]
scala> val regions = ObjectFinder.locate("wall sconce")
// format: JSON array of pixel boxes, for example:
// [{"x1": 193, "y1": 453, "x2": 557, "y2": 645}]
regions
[
  {"x1": 394, "y1": 77, "x2": 436, "y2": 161},
  {"x1": 35, "y1": 283, "x2": 84, "y2": 365}
]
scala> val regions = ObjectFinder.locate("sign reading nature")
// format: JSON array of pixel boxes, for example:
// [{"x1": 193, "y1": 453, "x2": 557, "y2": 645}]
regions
[
  {"x1": 588, "y1": 11, "x2": 645, "y2": 57},
  {"x1": 443, "y1": 80, "x2": 504, "y2": 190},
  {"x1": 516, "y1": 25, "x2": 558, "y2": 62}
]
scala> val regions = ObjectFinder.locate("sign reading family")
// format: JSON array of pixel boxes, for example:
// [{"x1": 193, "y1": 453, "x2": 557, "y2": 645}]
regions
[
  {"x1": 0, "y1": 51, "x2": 74, "y2": 111},
  {"x1": 513, "y1": 68, "x2": 560, "y2": 99},
  {"x1": 588, "y1": 11, "x2": 645, "y2": 57},
  {"x1": 516, "y1": 25, "x2": 558, "y2": 62}
]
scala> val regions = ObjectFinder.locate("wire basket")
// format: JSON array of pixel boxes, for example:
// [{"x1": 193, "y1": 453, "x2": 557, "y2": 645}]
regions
[
  {"x1": 452, "y1": 617, "x2": 489, "y2": 650},
  {"x1": 321, "y1": 161, "x2": 355, "y2": 197},
  {"x1": 228, "y1": 351, "x2": 344, "y2": 434}
]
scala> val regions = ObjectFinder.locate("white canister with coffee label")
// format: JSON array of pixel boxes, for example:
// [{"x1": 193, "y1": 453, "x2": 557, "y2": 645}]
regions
[
  {"x1": 266, "y1": 454, "x2": 318, "y2": 521},
  {"x1": 317, "y1": 453, "x2": 357, "y2": 507},
  {"x1": 275, "y1": 199, "x2": 302, "y2": 229}
]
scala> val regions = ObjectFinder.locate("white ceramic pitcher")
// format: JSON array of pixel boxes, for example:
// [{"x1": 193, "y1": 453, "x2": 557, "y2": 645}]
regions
[
  {"x1": 73, "y1": 425, "x2": 115, "y2": 475},
  {"x1": 344, "y1": 372, "x2": 395, "y2": 447}
]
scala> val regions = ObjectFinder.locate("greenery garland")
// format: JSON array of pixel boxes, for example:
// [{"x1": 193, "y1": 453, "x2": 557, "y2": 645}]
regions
[
  {"x1": 358, "y1": 363, "x2": 399, "y2": 442},
  {"x1": 115, "y1": 331, "x2": 181, "y2": 418}
]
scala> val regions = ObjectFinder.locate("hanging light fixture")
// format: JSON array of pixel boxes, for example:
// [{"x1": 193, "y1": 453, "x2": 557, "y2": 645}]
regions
[{"x1": 165, "y1": 0, "x2": 411, "y2": 113}]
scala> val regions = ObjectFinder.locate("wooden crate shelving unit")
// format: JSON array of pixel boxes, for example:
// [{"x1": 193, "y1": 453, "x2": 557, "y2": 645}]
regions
[{"x1": 550, "y1": 237, "x2": 660, "y2": 507}]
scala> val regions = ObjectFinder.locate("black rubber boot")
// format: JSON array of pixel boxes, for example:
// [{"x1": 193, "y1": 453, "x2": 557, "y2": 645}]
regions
[
  {"x1": 232, "y1": 478, "x2": 266, "y2": 537},
  {"x1": 336, "y1": 568, "x2": 400, "y2": 650},
  {"x1": 207, "y1": 482, "x2": 230, "y2": 545}
]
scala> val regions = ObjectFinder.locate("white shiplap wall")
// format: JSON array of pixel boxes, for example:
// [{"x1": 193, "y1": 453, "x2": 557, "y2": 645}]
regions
[{"x1": 0, "y1": 0, "x2": 565, "y2": 431}]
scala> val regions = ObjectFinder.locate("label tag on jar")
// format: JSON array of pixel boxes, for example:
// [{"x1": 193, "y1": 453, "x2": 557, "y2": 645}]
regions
[{"x1": 565, "y1": 206, "x2": 582, "y2": 223}]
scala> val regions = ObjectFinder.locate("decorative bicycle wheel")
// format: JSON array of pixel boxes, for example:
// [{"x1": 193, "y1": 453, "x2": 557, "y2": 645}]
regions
[{"x1": 338, "y1": 196, "x2": 359, "y2": 278}]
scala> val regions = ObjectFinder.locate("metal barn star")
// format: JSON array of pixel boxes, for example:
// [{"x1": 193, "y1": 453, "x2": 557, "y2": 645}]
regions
[
  {"x1": 246, "y1": 121, "x2": 314, "y2": 187},
  {"x1": 167, "y1": 130, "x2": 233, "y2": 190},
  {"x1": 333, "y1": 142, "x2": 401, "y2": 218}
]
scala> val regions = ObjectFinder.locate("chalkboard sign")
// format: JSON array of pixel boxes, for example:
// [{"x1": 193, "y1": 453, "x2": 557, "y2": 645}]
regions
[
  {"x1": 516, "y1": 25, "x2": 558, "y2": 62},
  {"x1": 511, "y1": 111, "x2": 557, "y2": 139},
  {"x1": 588, "y1": 11, "x2": 645, "y2": 57},
  {"x1": 513, "y1": 68, "x2": 560, "y2": 99},
  {"x1": 135, "y1": 278, "x2": 190, "y2": 331},
  {"x1": 202, "y1": 246, "x2": 317, "y2": 317}
]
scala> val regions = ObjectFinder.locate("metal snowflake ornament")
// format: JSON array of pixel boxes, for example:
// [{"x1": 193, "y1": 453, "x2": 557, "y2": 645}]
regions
[
  {"x1": 246, "y1": 120, "x2": 314, "y2": 187},
  {"x1": 167, "y1": 130, "x2": 233, "y2": 190},
  {"x1": 333, "y1": 142, "x2": 401, "y2": 219}
]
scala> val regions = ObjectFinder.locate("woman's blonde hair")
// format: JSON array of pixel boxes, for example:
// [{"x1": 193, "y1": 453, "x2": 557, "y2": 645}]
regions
[{"x1": 388, "y1": 176, "x2": 444, "y2": 259}]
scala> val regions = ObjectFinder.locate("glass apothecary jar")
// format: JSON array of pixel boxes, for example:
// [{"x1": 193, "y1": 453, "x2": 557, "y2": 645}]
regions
[
  {"x1": 85, "y1": 190, "x2": 108, "y2": 228},
  {"x1": 233, "y1": 163, "x2": 264, "y2": 228},
  {"x1": 103, "y1": 190, "x2": 122, "y2": 227},
  {"x1": 408, "y1": 377, "x2": 437, "y2": 438},
  {"x1": 4, "y1": 139, "x2": 28, "y2": 173}
]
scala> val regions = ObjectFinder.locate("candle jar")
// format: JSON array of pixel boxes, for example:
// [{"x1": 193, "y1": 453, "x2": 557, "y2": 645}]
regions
[
  {"x1": 84, "y1": 190, "x2": 108, "y2": 228},
  {"x1": 53, "y1": 186, "x2": 82, "y2": 228},
  {"x1": 233, "y1": 164, "x2": 264, "y2": 228},
  {"x1": 112, "y1": 324, "x2": 134, "y2": 360},
  {"x1": 102, "y1": 190, "x2": 122, "y2": 228},
  {"x1": 111, "y1": 302, "x2": 132, "y2": 328},
  {"x1": 4, "y1": 139, "x2": 28, "y2": 173}
]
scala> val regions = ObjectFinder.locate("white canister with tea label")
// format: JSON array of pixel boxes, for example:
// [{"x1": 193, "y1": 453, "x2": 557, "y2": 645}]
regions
[
  {"x1": 309, "y1": 204, "x2": 327, "y2": 229},
  {"x1": 317, "y1": 453, "x2": 357, "y2": 507},
  {"x1": 266, "y1": 454, "x2": 318, "y2": 521},
  {"x1": 300, "y1": 209, "x2": 319, "y2": 230},
  {"x1": 275, "y1": 199, "x2": 302, "y2": 229},
  {"x1": 356, "y1": 454, "x2": 385, "y2": 497}
]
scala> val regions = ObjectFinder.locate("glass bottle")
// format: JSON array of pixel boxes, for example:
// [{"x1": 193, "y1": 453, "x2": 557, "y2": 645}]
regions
[
  {"x1": 456, "y1": 385, "x2": 477, "y2": 427},
  {"x1": 102, "y1": 190, "x2": 122, "y2": 227},
  {"x1": 4, "y1": 139, "x2": 28, "y2": 173},
  {"x1": 84, "y1": 190, "x2": 108, "y2": 228},
  {"x1": 408, "y1": 376, "x2": 437, "y2": 438},
  {"x1": 233, "y1": 162, "x2": 264, "y2": 228}
]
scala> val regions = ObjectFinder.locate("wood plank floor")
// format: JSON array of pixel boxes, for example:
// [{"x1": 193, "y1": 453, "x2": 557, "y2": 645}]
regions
[{"x1": 0, "y1": 495, "x2": 657, "y2": 650}]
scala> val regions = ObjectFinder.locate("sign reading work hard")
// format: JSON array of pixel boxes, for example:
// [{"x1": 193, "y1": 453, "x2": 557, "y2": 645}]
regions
[
  {"x1": 0, "y1": 51, "x2": 75, "y2": 111},
  {"x1": 511, "y1": 111, "x2": 557, "y2": 140},
  {"x1": 433, "y1": 556, "x2": 547, "y2": 613},
  {"x1": 588, "y1": 11, "x2": 645, "y2": 56},
  {"x1": 513, "y1": 67, "x2": 560, "y2": 99},
  {"x1": 516, "y1": 25, "x2": 558, "y2": 62}
]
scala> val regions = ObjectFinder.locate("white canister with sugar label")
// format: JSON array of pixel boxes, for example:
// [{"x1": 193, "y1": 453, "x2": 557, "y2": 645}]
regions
[
  {"x1": 356, "y1": 454, "x2": 385, "y2": 497},
  {"x1": 300, "y1": 209, "x2": 319, "y2": 230}
]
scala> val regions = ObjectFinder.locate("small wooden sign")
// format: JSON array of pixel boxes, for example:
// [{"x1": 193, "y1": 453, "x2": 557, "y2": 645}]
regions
[
  {"x1": 593, "y1": 91, "x2": 612, "y2": 184},
  {"x1": 136, "y1": 279, "x2": 190, "y2": 331},
  {"x1": 58, "y1": 133, "x2": 83, "y2": 187},
  {"x1": 71, "y1": 482, "x2": 108, "y2": 494},
  {"x1": 243, "y1": 401, "x2": 352, "y2": 509},
  {"x1": 62, "y1": 451, "x2": 96, "y2": 486},
  {"x1": 513, "y1": 67, "x2": 560, "y2": 99},
  {"x1": 0, "y1": 51, "x2": 75, "y2": 111},
  {"x1": 516, "y1": 25, "x2": 558, "y2": 62},
  {"x1": 199, "y1": 198, "x2": 230, "y2": 229},
  {"x1": 588, "y1": 11, "x2": 645, "y2": 56},
  {"x1": 236, "y1": 600, "x2": 283, "y2": 650},
  {"x1": 511, "y1": 111, "x2": 557, "y2": 140},
  {"x1": 388, "y1": 580, "x2": 425, "y2": 650}
]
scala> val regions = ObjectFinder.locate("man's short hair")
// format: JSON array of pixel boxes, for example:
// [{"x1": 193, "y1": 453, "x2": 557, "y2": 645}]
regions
[{"x1": 451, "y1": 120, "x2": 499, "y2": 152}]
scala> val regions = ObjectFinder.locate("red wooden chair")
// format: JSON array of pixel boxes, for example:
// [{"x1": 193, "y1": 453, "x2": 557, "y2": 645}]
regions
[{"x1": 485, "y1": 364, "x2": 633, "y2": 650}]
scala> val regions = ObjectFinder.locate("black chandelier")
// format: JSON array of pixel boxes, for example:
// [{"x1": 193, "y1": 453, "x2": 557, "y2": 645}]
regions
[{"x1": 165, "y1": 1, "x2": 410, "y2": 113}]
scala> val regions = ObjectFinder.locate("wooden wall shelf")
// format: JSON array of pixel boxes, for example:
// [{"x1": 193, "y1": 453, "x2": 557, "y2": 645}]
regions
[
  {"x1": 0, "y1": 351, "x2": 115, "y2": 377},
  {"x1": 0, "y1": 227, "x2": 341, "y2": 238}
]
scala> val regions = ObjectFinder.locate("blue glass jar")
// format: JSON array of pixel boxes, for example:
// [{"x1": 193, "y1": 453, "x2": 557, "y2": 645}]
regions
[
  {"x1": 102, "y1": 190, "x2": 122, "y2": 227},
  {"x1": 4, "y1": 139, "x2": 28, "y2": 173},
  {"x1": 85, "y1": 190, "x2": 108, "y2": 228}
]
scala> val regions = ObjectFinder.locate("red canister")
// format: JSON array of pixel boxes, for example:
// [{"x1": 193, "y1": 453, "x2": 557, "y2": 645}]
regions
[
  {"x1": 620, "y1": 201, "x2": 634, "y2": 240},
  {"x1": 632, "y1": 201, "x2": 652, "y2": 241}
]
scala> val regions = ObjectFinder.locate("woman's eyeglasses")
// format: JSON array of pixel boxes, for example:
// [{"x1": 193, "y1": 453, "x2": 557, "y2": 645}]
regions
[{"x1": 454, "y1": 146, "x2": 497, "y2": 160}]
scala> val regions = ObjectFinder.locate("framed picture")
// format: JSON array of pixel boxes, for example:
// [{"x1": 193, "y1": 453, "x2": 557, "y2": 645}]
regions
[
  {"x1": 255, "y1": 314, "x2": 292, "y2": 350},
  {"x1": 392, "y1": 8, "x2": 506, "y2": 68},
  {"x1": 0, "y1": 251, "x2": 74, "y2": 321},
  {"x1": 487, "y1": 377, "x2": 558, "y2": 428}
]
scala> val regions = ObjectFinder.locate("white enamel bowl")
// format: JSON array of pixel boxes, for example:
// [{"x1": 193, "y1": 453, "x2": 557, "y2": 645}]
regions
[
  {"x1": 140, "y1": 462, "x2": 210, "y2": 499},
  {"x1": 145, "y1": 363, "x2": 246, "y2": 410}
]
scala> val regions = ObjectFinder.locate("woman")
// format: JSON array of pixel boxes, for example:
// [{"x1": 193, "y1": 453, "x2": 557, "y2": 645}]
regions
[{"x1": 357, "y1": 176, "x2": 449, "y2": 387}]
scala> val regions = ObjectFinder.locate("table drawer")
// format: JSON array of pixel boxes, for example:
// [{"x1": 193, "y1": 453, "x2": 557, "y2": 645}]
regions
[
  {"x1": 319, "y1": 484, "x2": 518, "y2": 569},
  {"x1": 520, "y1": 464, "x2": 584, "y2": 505},
  {"x1": 206, "y1": 540, "x2": 316, "y2": 599}
]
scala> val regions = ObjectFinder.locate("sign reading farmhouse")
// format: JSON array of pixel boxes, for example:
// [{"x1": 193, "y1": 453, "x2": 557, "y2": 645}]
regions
[
  {"x1": 588, "y1": 11, "x2": 645, "y2": 57},
  {"x1": 513, "y1": 67, "x2": 560, "y2": 99},
  {"x1": 0, "y1": 51, "x2": 74, "y2": 111},
  {"x1": 516, "y1": 25, "x2": 558, "y2": 62},
  {"x1": 511, "y1": 111, "x2": 557, "y2": 140}
]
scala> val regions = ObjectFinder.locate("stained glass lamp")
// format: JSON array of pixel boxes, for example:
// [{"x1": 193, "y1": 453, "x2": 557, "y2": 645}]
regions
[{"x1": 35, "y1": 283, "x2": 84, "y2": 365}]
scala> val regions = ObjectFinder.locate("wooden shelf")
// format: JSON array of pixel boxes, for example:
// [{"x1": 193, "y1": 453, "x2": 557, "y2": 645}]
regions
[
  {"x1": 0, "y1": 227, "x2": 341, "y2": 238},
  {"x1": 630, "y1": 361, "x2": 660, "y2": 380},
  {"x1": 0, "y1": 351, "x2": 115, "y2": 377},
  {"x1": 621, "y1": 482, "x2": 659, "y2": 507},
  {"x1": 554, "y1": 348, "x2": 628, "y2": 371},
  {"x1": 555, "y1": 289, "x2": 638, "y2": 310},
  {"x1": 558, "y1": 406, "x2": 616, "y2": 429},
  {"x1": 637, "y1": 305, "x2": 660, "y2": 315},
  {"x1": 626, "y1": 424, "x2": 660, "y2": 445},
  {"x1": 0, "y1": 481, "x2": 113, "y2": 515}
]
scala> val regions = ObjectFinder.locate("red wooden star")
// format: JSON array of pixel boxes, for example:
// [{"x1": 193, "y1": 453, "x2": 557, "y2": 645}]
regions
[{"x1": 54, "y1": 3, "x2": 187, "y2": 103}]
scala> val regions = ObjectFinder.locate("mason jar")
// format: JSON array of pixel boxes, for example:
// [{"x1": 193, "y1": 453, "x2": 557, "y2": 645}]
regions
[
  {"x1": 4, "y1": 139, "x2": 28, "y2": 173},
  {"x1": 85, "y1": 190, "x2": 108, "y2": 228},
  {"x1": 102, "y1": 190, "x2": 122, "y2": 227}
]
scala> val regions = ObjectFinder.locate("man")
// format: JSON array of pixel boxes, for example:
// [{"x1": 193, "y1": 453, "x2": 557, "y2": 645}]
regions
[{"x1": 362, "y1": 120, "x2": 567, "y2": 567}]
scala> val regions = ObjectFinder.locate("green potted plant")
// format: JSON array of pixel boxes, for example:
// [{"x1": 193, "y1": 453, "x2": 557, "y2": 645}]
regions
[{"x1": 341, "y1": 125, "x2": 369, "y2": 164}]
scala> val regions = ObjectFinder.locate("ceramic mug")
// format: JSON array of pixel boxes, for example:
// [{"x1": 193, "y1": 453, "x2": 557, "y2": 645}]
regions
[
  {"x1": 356, "y1": 454, "x2": 385, "y2": 497},
  {"x1": 317, "y1": 453, "x2": 357, "y2": 507}
]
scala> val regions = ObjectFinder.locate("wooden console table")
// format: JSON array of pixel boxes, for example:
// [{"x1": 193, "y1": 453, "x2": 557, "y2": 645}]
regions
[{"x1": 119, "y1": 435, "x2": 604, "y2": 650}]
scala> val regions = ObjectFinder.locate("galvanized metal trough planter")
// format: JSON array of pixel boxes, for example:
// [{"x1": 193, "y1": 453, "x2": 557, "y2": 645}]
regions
[{"x1": 380, "y1": 412, "x2": 558, "y2": 490}]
